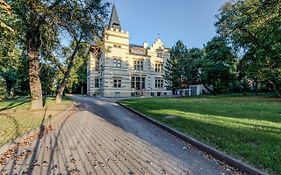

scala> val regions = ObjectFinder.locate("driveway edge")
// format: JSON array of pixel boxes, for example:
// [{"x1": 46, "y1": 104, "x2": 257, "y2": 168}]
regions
[
  {"x1": 0, "y1": 103, "x2": 74, "y2": 156},
  {"x1": 117, "y1": 101, "x2": 268, "y2": 175}
]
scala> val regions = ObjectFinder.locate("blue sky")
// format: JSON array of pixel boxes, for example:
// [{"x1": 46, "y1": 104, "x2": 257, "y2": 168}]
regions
[{"x1": 107, "y1": 0, "x2": 228, "y2": 48}]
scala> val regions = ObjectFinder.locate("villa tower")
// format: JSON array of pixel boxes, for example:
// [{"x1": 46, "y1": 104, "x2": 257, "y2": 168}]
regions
[{"x1": 87, "y1": 5, "x2": 171, "y2": 97}]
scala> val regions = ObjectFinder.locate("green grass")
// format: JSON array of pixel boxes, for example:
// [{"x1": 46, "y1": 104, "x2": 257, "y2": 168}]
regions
[
  {"x1": 121, "y1": 95, "x2": 281, "y2": 174},
  {"x1": 0, "y1": 96, "x2": 73, "y2": 146}
]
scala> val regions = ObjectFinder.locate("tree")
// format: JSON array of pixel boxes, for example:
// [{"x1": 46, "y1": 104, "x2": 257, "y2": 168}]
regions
[
  {"x1": 8, "y1": 0, "x2": 109, "y2": 108},
  {"x1": 65, "y1": 47, "x2": 88, "y2": 94},
  {"x1": 54, "y1": 1, "x2": 108, "y2": 103},
  {"x1": 199, "y1": 36, "x2": 237, "y2": 94},
  {"x1": 182, "y1": 48, "x2": 204, "y2": 86},
  {"x1": 216, "y1": 0, "x2": 281, "y2": 96},
  {"x1": 0, "y1": 76, "x2": 7, "y2": 101},
  {"x1": 164, "y1": 40, "x2": 188, "y2": 91},
  {"x1": 9, "y1": 0, "x2": 63, "y2": 109},
  {"x1": 0, "y1": 5, "x2": 21, "y2": 99}
]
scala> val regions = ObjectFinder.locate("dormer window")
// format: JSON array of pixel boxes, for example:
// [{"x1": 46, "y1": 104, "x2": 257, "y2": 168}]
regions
[{"x1": 156, "y1": 49, "x2": 163, "y2": 58}]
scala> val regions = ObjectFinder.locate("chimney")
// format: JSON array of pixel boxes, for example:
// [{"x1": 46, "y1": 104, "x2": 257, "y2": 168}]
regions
[{"x1": 143, "y1": 42, "x2": 148, "y2": 49}]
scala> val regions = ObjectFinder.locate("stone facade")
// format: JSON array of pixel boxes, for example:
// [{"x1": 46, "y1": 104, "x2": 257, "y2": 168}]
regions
[{"x1": 87, "y1": 5, "x2": 172, "y2": 97}]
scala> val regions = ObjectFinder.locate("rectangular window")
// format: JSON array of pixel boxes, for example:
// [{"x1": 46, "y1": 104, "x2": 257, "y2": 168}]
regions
[
  {"x1": 95, "y1": 79, "x2": 99, "y2": 88},
  {"x1": 155, "y1": 78, "x2": 164, "y2": 88},
  {"x1": 113, "y1": 58, "x2": 121, "y2": 68},
  {"x1": 100, "y1": 78, "x2": 103, "y2": 87},
  {"x1": 142, "y1": 77, "x2": 145, "y2": 89},
  {"x1": 114, "y1": 45, "x2": 122, "y2": 48},
  {"x1": 157, "y1": 52, "x2": 163, "y2": 58},
  {"x1": 95, "y1": 59, "x2": 100, "y2": 71},
  {"x1": 131, "y1": 76, "x2": 145, "y2": 90},
  {"x1": 114, "y1": 79, "x2": 122, "y2": 88},
  {"x1": 131, "y1": 77, "x2": 135, "y2": 88},
  {"x1": 134, "y1": 60, "x2": 144, "y2": 70},
  {"x1": 156, "y1": 49, "x2": 163, "y2": 58},
  {"x1": 155, "y1": 63, "x2": 163, "y2": 72}
]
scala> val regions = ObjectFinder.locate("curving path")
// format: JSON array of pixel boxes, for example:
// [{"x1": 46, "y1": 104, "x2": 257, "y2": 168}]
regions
[{"x1": 0, "y1": 96, "x2": 240, "y2": 175}]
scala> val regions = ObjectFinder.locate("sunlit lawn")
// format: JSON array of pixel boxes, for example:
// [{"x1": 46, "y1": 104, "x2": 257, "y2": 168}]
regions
[
  {"x1": 121, "y1": 94, "x2": 281, "y2": 174},
  {"x1": 0, "y1": 96, "x2": 73, "y2": 146}
]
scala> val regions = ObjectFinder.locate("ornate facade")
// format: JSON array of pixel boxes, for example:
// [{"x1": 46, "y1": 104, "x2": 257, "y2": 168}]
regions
[{"x1": 87, "y1": 5, "x2": 172, "y2": 97}]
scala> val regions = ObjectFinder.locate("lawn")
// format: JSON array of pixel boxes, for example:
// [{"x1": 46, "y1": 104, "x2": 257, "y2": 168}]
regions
[
  {"x1": 121, "y1": 95, "x2": 281, "y2": 174},
  {"x1": 0, "y1": 96, "x2": 73, "y2": 146}
]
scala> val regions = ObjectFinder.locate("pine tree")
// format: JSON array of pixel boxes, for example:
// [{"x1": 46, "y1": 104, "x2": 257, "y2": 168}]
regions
[{"x1": 164, "y1": 40, "x2": 188, "y2": 90}]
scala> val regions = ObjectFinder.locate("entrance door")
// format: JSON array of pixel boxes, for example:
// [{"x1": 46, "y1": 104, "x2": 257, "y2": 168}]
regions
[{"x1": 131, "y1": 76, "x2": 145, "y2": 96}]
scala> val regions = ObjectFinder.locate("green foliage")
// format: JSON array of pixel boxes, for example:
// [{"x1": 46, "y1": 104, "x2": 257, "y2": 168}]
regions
[
  {"x1": 0, "y1": 77, "x2": 7, "y2": 101},
  {"x1": 0, "y1": 0, "x2": 15, "y2": 33},
  {"x1": 40, "y1": 63, "x2": 56, "y2": 95},
  {"x1": 183, "y1": 48, "x2": 204, "y2": 85},
  {"x1": 164, "y1": 40, "x2": 187, "y2": 90},
  {"x1": 63, "y1": 42, "x2": 88, "y2": 94},
  {"x1": 199, "y1": 36, "x2": 238, "y2": 93},
  {"x1": 216, "y1": 0, "x2": 281, "y2": 96},
  {"x1": 165, "y1": 38, "x2": 237, "y2": 94}
]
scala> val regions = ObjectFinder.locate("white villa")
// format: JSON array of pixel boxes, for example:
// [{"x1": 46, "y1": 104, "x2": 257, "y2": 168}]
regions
[{"x1": 87, "y1": 5, "x2": 172, "y2": 97}]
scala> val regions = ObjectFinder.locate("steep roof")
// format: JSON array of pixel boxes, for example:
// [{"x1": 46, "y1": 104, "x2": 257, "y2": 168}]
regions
[{"x1": 109, "y1": 4, "x2": 121, "y2": 30}]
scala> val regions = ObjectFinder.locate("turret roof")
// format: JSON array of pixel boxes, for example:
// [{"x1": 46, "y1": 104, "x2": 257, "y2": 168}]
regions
[{"x1": 109, "y1": 4, "x2": 121, "y2": 30}]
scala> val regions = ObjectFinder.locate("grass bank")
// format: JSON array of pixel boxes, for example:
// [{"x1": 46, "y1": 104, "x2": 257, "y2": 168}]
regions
[
  {"x1": 121, "y1": 95, "x2": 281, "y2": 174},
  {"x1": 0, "y1": 96, "x2": 73, "y2": 146}
]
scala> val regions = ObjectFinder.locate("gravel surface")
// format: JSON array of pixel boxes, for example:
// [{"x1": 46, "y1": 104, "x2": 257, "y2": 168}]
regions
[{"x1": 0, "y1": 96, "x2": 241, "y2": 175}]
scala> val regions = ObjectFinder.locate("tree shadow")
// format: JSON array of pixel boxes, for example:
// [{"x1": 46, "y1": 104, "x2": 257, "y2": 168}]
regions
[
  {"x1": 42, "y1": 96, "x2": 47, "y2": 107},
  {"x1": 121, "y1": 98, "x2": 281, "y2": 123},
  {"x1": 27, "y1": 108, "x2": 47, "y2": 175},
  {"x1": 0, "y1": 113, "x2": 20, "y2": 174},
  {"x1": 0, "y1": 97, "x2": 30, "y2": 112}
]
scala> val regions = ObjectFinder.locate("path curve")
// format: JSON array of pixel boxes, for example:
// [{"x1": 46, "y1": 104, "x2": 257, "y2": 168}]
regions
[{"x1": 0, "y1": 96, "x2": 240, "y2": 175}]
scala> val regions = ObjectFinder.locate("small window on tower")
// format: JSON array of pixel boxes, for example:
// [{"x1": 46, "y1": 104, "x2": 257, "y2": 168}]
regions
[
  {"x1": 113, "y1": 58, "x2": 121, "y2": 68},
  {"x1": 156, "y1": 48, "x2": 163, "y2": 58}
]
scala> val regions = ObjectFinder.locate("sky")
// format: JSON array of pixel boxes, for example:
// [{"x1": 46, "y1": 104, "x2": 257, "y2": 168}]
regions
[{"x1": 107, "y1": 0, "x2": 228, "y2": 48}]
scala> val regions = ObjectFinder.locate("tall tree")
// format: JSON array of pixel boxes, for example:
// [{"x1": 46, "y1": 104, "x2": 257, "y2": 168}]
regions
[
  {"x1": 0, "y1": 1, "x2": 20, "y2": 98},
  {"x1": 8, "y1": 0, "x2": 108, "y2": 109},
  {"x1": 216, "y1": 0, "x2": 281, "y2": 96},
  {"x1": 182, "y1": 48, "x2": 204, "y2": 86},
  {"x1": 164, "y1": 40, "x2": 188, "y2": 91},
  {"x1": 199, "y1": 36, "x2": 237, "y2": 94},
  {"x1": 55, "y1": 0, "x2": 108, "y2": 103},
  {"x1": 9, "y1": 0, "x2": 63, "y2": 109}
]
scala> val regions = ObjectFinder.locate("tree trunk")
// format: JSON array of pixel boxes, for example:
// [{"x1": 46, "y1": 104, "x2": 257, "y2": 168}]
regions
[
  {"x1": 203, "y1": 83, "x2": 215, "y2": 95},
  {"x1": 253, "y1": 78, "x2": 258, "y2": 96},
  {"x1": 243, "y1": 77, "x2": 247, "y2": 96},
  {"x1": 81, "y1": 86, "x2": 83, "y2": 94},
  {"x1": 56, "y1": 39, "x2": 81, "y2": 103},
  {"x1": 9, "y1": 86, "x2": 14, "y2": 98},
  {"x1": 28, "y1": 39, "x2": 43, "y2": 109},
  {"x1": 273, "y1": 82, "x2": 281, "y2": 97},
  {"x1": 56, "y1": 83, "x2": 66, "y2": 103}
]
